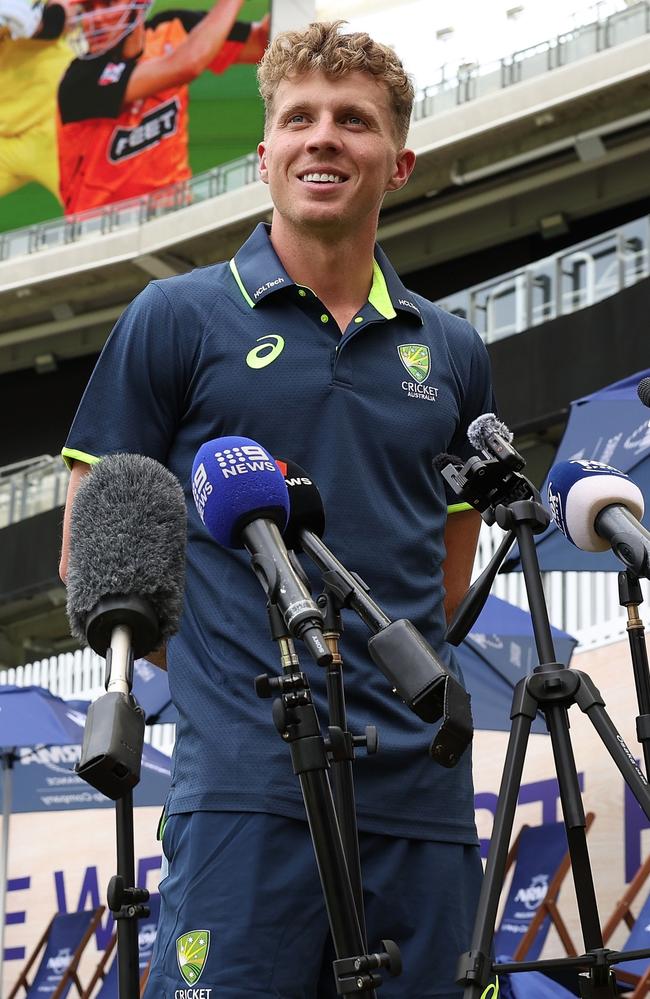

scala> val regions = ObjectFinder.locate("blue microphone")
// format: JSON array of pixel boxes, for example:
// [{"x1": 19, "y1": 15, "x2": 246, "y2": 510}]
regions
[
  {"x1": 547, "y1": 459, "x2": 649, "y2": 576},
  {"x1": 192, "y1": 436, "x2": 331, "y2": 665}
]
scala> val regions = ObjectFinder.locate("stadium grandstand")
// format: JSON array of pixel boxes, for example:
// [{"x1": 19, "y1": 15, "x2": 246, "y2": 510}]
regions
[
  {"x1": 0, "y1": 0, "x2": 648, "y2": 677},
  {"x1": 0, "y1": 0, "x2": 649, "y2": 985}
]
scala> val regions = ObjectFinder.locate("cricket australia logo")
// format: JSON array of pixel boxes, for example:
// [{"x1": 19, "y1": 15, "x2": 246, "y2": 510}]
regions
[
  {"x1": 176, "y1": 930, "x2": 210, "y2": 985},
  {"x1": 398, "y1": 344, "x2": 439, "y2": 402}
]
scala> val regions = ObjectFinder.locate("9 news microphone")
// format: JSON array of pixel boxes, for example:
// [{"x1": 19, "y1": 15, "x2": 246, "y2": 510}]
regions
[
  {"x1": 276, "y1": 459, "x2": 474, "y2": 766},
  {"x1": 191, "y1": 437, "x2": 331, "y2": 666},
  {"x1": 547, "y1": 459, "x2": 650, "y2": 577},
  {"x1": 66, "y1": 453, "x2": 187, "y2": 797}
]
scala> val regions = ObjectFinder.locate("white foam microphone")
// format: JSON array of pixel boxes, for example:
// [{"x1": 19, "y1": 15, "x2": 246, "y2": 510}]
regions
[{"x1": 547, "y1": 459, "x2": 649, "y2": 575}]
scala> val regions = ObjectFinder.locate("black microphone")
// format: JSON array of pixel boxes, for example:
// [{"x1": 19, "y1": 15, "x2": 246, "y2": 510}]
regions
[
  {"x1": 66, "y1": 453, "x2": 187, "y2": 797},
  {"x1": 638, "y1": 377, "x2": 650, "y2": 409},
  {"x1": 192, "y1": 437, "x2": 331, "y2": 667},
  {"x1": 276, "y1": 459, "x2": 473, "y2": 766}
]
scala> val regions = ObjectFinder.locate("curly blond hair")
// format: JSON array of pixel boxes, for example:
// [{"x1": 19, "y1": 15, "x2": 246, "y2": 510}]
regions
[{"x1": 257, "y1": 21, "x2": 414, "y2": 147}]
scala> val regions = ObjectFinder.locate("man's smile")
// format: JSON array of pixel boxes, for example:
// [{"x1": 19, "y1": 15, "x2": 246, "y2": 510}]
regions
[{"x1": 297, "y1": 170, "x2": 348, "y2": 185}]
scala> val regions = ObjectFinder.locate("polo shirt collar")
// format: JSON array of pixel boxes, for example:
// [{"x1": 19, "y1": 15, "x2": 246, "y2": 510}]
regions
[{"x1": 230, "y1": 223, "x2": 423, "y2": 325}]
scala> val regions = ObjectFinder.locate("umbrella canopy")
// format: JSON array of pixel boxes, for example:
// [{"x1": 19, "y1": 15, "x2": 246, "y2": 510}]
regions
[
  {"x1": 6, "y1": 727, "x2": 172, "y2": 814},
  {"x1": 0, "y1": 686, "x2": 84, "y2": 751},
  {"x1": 0, "y1": 686, "x2": 91, "y2": 996},
  {"x1": 132, "y1": 659, "x2": 177, "y2": 725},
  {"x1": 504, "y1": 368, "x2": 650, "y2": 572},
  {"x1": 457, "y1": 595, "x2": 578, "y2": 732},
  {"x1": 0, "y1": 687, "x2": 171, "y2": 996}
]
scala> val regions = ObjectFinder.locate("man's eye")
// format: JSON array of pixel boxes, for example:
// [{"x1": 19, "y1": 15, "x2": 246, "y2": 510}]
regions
[
  {"x1": 288, "y1": 113, "x2": 306, "y2": 124},
  {"x1": 346, "y1": 116, "x2": 365, "y2": 126}
]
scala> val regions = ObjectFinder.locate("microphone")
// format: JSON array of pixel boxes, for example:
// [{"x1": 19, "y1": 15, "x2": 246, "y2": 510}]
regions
[
  {"x1": 467, "y1": 413, "x2": 525, "y2": 470},
  {"x1": 276, "y1": 459, "x2": 473, "y2": 766},
  {"x1": 66, "y1": 453, "x2": 187, "y2": 797},
  {"x1": 638, "y1": 377, "x2": 650, "y2": 409},
  {"x1": 191, "y1": 437, "x2": 331, "y2": 667},
  {"x1": 547, "y1": 459, "x2": 650, "y2": 576}
]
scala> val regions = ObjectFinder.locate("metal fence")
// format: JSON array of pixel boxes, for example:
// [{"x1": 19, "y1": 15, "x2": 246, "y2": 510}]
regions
[
  {"x1": 413, "y1": 1, "x2": 649, "y2": 119},
  {"x1": 0, "y1": 455, "x2": 69, "y2": 529},
  {"x1": 0, "y1": 0, "x2": 647, "y2": 264},
  {"x1": 437, "y1": 215, "x2": 650, "y2": 343}
]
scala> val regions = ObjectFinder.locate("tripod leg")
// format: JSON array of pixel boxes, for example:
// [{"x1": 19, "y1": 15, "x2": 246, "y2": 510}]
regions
[
  {"x1": 325, "y1": 656, "x2": 368, "y2": 948},
  {"x1": 543, "y1": 702, "x2": 604, "y2": 953},
  {"x1": 574, "y1": 671, "x2": 650, "y2": 819},
  {"x1": 458, "y1": 679, "x2": 537, "y2": 998},
  {"x1": 300, "y1": 769, "x2": 367, "y2": 958}
]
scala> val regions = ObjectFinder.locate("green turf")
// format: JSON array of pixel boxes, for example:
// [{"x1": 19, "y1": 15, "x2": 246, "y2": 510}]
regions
[{"x1": 0, "y1": 0, "x2": 268, "y2": 233}]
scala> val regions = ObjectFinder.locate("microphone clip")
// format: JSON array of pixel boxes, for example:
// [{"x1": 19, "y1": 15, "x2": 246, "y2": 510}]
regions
[{"x1": 441, "y1": 454, "x2": 539, "y2": 525}]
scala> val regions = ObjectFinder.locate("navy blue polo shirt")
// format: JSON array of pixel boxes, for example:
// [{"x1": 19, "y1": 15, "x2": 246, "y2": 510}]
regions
[{"x1": 63, "y1": 223, "x2": 495, "y2": 842}]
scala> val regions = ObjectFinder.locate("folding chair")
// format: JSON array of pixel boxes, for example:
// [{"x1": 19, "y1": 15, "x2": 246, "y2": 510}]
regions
[
  {"x1": 498, "y1": 970, "x2": 579, "y2": 998},
  {"x1": 81, "y1": 894, "x2": 160, "y2": 999},
  {"x1": 601, "y1": 853, "x2": 650, "y2": 996},
  {"x1": 493, "y1": 814, "x2": 595, "y2": 965},
  {"x1": 8, "y1": 907, "x2": 105, "y2": 999}
]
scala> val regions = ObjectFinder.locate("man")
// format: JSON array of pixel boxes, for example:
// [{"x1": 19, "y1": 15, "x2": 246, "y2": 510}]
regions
[
  {"x1": 0, "y1": 0, "x2": 72, "y2": 202},
  {"x1": 60, "y1": 21, "x2": 495, "y2": 997},
  {"x1": 56, "y1": 0, "x2": 268, "y2": 213}
]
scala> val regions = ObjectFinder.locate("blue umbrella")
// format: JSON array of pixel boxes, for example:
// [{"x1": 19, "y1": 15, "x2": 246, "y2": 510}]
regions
[
  {"x1": 0, "y1": 689, "x2": 171, "y2": 995},
  {"x1": 132, "y1": 660, "x2": 177, "y2": 725},
  {"x1": 0, "y1": 686, "x2": 91, "y2": 994},
  {"x1": 457, "y1": 595, "x2": 578, "y2": 732},
  {"x1": 504, "y1": 368, "x2": 650, "y2": 572}
]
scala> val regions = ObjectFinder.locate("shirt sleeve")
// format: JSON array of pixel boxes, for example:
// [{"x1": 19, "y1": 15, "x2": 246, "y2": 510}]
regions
[
  {"x1": 63, "y1": 282, "x2": 198, "y2": 467},
  {"x1": 208, "y1": 21, "x2": 251, "y2": 73},
  {"x1": 144, "y1": 10, "x2": 252, "y2": 72},
  {"x1": 58, "y1": 53, "x2": 138, "y2": 123}
]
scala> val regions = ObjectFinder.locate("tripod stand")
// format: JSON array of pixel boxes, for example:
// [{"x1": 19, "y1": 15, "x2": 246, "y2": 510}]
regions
[
  {"x1": 255, "y1": 601, "x2": 400, "y2": 996},
  {"x1": 619, "y1": 569, "x2": 650, "y2": 779},
  {"x1": 441, "y1": 447, "x2": 650, "y2": 997}
]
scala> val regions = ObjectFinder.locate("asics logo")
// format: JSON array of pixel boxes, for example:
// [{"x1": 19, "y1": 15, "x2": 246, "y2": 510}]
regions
[{"x1": 246, "y1": 335, "x2": 285, "y2": 369}]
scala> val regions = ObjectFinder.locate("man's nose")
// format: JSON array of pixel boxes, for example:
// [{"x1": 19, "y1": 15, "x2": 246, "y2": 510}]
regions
[{"x1": 305, "y1": 115, "x2": 342, "y2": 151}]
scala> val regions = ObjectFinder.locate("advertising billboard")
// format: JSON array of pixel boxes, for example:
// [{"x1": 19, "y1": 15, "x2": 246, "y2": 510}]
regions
[{"x1": 0, "y1": 0, "x2": 269, "y2": 232}]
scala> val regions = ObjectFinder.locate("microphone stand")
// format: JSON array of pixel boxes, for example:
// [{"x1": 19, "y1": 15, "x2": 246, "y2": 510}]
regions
[
  {"x1": 618, "y1": 570, "x2": 650, "y2": 778},
  {"x1": 255, "y1": 601, "x2": 401, "y2": 996},
  {"x1": 317, "y1": 583, "x2": 378, "y2": 947},
  {"x1": 76, "y1": 602, "x2": 156, "y2": 999},
  {"x1": 440, "y1": 455, "x2": 650, "y2": 998}
]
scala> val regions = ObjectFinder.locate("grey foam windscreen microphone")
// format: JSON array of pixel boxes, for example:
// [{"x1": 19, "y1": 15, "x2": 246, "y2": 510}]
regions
[
  {"x1": 467, "y1": 413, "x2": 525, "y2": 471},
  {"x1": 467, "y1": 413, "x2": 513, "y2": 451},
  {"x1": 66, "y1": 453, "x2": 187, "y2": 657}
]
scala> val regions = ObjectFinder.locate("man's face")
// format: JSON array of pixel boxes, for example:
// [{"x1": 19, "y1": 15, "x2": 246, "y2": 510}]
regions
[
  {"x1": 71, "y1": 0, "x2": 142, "y2": 56},
  {"x1": 258, "y1": 70, "x2": 415, "y2": 239}
]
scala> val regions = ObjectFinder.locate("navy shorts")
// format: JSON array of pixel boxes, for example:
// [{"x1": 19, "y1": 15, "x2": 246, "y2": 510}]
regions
[{"x1": 143, "y1": 811, "x2": 482, "y2": 998}]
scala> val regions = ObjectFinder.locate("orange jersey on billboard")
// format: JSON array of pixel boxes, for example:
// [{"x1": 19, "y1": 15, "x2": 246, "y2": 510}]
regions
[{"x1": 57, "y1": 12, "x2": 247, "y2": 214}]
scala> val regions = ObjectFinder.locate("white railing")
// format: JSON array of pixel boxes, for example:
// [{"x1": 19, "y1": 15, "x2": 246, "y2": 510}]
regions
[
  {"x1": 437, "y1": 216, "x2": 650, "y2": 344},
  {"x1": 0, "y1": 0, "x2": 647, "y2": 265},
  {"x1": 0, "y1": 455, "x2": 69, "y2": 529}
]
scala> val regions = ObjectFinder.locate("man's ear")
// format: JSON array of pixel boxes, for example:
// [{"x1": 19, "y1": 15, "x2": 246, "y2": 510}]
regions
[
  {"x1": 258, "y1": 141, "x2": 269, "y2": 185},
  {"x1": 386, "y1": 147, "x2": 416, "y2": 193}
]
